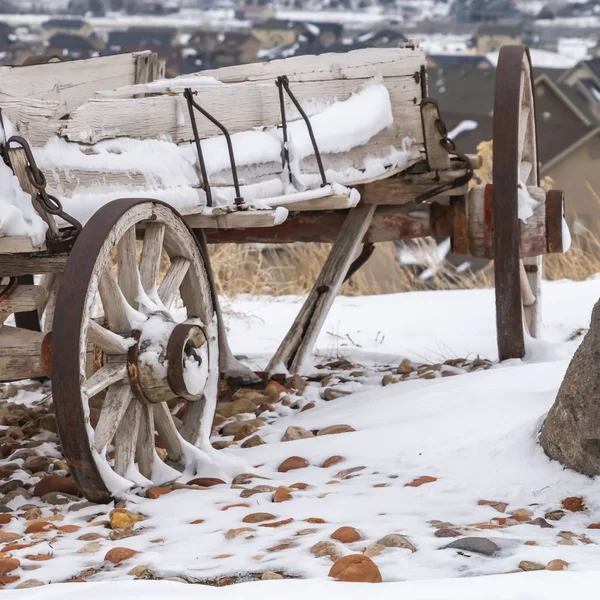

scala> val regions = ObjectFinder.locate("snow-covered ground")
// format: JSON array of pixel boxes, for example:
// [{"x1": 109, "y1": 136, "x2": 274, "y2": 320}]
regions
[{"x1": 4, "y1": 279, "x2": 600, "y2": 598}]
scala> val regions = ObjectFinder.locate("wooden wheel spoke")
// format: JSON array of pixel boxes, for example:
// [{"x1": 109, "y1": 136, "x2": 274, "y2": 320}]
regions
[
  {"x1": 88, "y1": 320, "x2": 131, "y2": 355},
  {"x1": 114, "y1": 399, "x2": 142, "y2": 477},
  {"x1": 99, "y1": 269, "x2": 130, "y2": 334},
  {"x1": 93, "y1": 383, "x2": 133, "y2": 453},
  {"x1": 136, "y1": 404, "x2": 155, "y2": 480},
  {"x1": 153, "y1": 402, "x2": 183, "y2": 462},
  {"x1": 117, "y1": 226, "x2": 140, "y2": 307},
  {"x1": 519, "y1": 160, "x2": 533, "y2": 184},
  {"x1": 84, "y1": 362, "x2": 127, "y2": 397},
  {"x1": 517, "y1": 104, "x2": 530, "y2": 166},
  {"x1": 140, "y1": 223, "x2": 166, "y2": 294},
  {"x1": 157, "y1": 257, "x2": 190, "y2": 308}
]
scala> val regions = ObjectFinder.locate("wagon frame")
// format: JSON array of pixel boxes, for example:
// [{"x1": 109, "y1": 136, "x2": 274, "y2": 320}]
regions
[{"x1": 0, "y1": 44, "x2": 566, "y2": 502}]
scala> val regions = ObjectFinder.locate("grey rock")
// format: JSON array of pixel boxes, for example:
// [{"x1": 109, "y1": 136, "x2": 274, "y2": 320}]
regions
[
  {"x1": 0, "y1": 504, "x2": 12, "y2": 513},
  {"x1": 529, "y1": 517, "x2": 554, "y2": 529},
  {"x1": 540, "y1": 300, "x2": 600, "y2": 475},
  {"x1": 0, "y1": 479, "x2": 25, "y2": 494},
  {"x1": 443, "y1": 537, "x2": 500, "y2": 556},
  {"x1": 41, "y1": 491, "x2": 80, "y2": 505},
  {"x1": 68, "y1": 500, "x2": 96, "y2": 512},
  {"x1": 3, "y1": 487, "x2": 31, "y2": 502}
]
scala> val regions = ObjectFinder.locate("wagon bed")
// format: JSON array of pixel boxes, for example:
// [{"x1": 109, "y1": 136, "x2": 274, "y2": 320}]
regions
[{"x1": 0, "y1": 45, "x2": 568, "y2": 502}]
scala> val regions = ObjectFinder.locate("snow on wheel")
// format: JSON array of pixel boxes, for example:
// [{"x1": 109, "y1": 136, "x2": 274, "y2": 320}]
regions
[
  {"x1": 51, "y1": 199, "x2": 222, "y2": 503},
  {"x1": 492, "y1": 45, "x2": 543, "y2": 361}
]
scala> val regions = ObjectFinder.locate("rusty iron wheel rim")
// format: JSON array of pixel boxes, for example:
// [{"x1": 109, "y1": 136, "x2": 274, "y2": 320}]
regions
[
  {"x1": 492, "y1": 45, "x2": 539, "y2": 361},
  {"x1": 51, "y1": 199, "x2": 218, "y2": 503}
]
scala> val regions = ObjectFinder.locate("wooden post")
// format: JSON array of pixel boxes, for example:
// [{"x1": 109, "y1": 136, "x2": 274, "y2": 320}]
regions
[{"x1": 266, "y1": 203, "x2": 376, "y2": 375}]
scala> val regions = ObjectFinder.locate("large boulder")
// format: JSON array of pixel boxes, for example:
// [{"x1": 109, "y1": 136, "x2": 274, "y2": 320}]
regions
[{"x1": 540, "y1": 300, "x2": 600, "y2": 475}]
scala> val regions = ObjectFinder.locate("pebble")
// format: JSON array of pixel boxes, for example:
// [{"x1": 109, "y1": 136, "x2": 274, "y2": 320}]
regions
[
  {"x1": 546, "y1": 559, "x2": 569, "y2": 571},
  {"x1": 261, "y1": 571, "x2": 284, "y2": 580},
  {"x1": 34, "y1": 476, "x2": 81, "y2": 498},
  {"x1": 281, "y1": 426, "x2": 314, "y2": 442},
  {"x1": 321, "y1": 456, "x2": 345, "y2": 468},
  {"x1": 225, "y1": 527, "x2": 255, "y2": 539},
  {"x1": 443, "y1": 537, "x2": 500, "y2": 556},
  {"x1": 331, "y1": 526, "x2": 362, "y2": 543},
  {"x1": 310, "y1": 541, "x2": 343, "y2": 561},
  {"x1": 562, "y1": 497, "x2": 585, "y2": 512},
  {"x1": 363, "y1": 544, "x2": 385, "y2": 558},
  {"x1": 109, "y1": 508, "x2": 146, "y2": 530},
  {"x1": 519, "y1": 561, "x2": 545, "y2": 572},
  {"x1": 242, "y1": 435, "x2": 265, "y2": 448},
  {"x1": 317, "y1": 425, "x2": 356, "y2": 436},
  {"x1": 15, "y1": 579, "x2": 44, "y2": 588},
  {"x1": 328, "y1": 554, "x2": 382, "y2": 583},
  {"x1": 377, "y1": 533, "x2": 416, "y2": 552},
  {"x1": 240, "y1": 485, "x2": 277, "y2": 498},
  {"x1": 186, "y1": 478, "x2": 225, "y2": 488},
  {"x1": 273, "y1": 486, "x2": 293, "y2": 503},
  {"x1": 147, "y1": 487, "x2": 172, "y2": 499},
  {"x1": 405, "y1": 475, "x2": 437, "y2": 487},
  {"x1": 434, "y1": 528, "x2": 462, "y2": 538},
  {"x1": 242, "y1": 513, "x2": 276, "y2": 524},
  {"x1": 545, "y1": 510, "x2": 566, "y2": 521},
  {"x1": 104, "y1": 547, "x2": 137, "y2": 565},
  {"x1": 0, "y1": 558, "x2": 20, "y2": 575},
  {"x1": 278, "y1": 457, "x2": 309, "y2": 473}
]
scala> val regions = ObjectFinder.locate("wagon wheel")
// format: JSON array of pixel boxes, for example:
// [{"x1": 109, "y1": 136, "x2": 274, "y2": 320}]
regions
[
  {"x1": 492, "y1": 45, "x2": 541, "y2": 361},
  {"x1": 52, "y1": 199, "x2": 220, "y2": 503}
]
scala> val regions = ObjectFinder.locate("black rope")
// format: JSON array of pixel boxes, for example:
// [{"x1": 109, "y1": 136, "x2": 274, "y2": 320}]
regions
[
  {"x1": 184, "y1": 88, "x2": 244, "y2": 207},
  {"x1": 277, "y1": 75, "x2": 328, "y2": 188}
]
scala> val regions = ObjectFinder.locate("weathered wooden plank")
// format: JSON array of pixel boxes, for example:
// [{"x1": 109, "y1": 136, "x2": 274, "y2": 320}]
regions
[
  {"x1": 0, "y1": 236, "x2": 45, "y2": 254},
  {"x1": 157, "y1": 256, "x2": 190, "y2": 308},
  {"x1": 0, "y1": 325, "x2": 45, "y2": 381},
  {"x1": 136, "y1": 403, "x2": 155, "y2": 480},
  {"x1": 266, "y1": 203, "x2": 376, "y2": 375},
  {"x1": 421, "y1": 100, "x2": 451, "y2": 171},
  {"x1": 202, "y1": 47, "x2": 425, "y2": 83},
  {"x1": 139, "y1": 223, "x2": 165, "y2": 293},
  {"x1": 93, "y1": 382, "x2": 133, "y2": 453},
  {"x1": 0, "y1": 254, "x2": 67, "y2": 276},
  {"x1": 60, "y1": 76, "x2": 423, "y2": 146},
  {"x1": 2, "y1": 98, "x2": 66, "y2": 147},
  {"x1": 84, "y1": 362, "x2": 127, "y2": 398},
  {"x1": 117, "y1": 226, "x2": 139, "y2": 307},
  {"x1": 0, "y1": 52, "x2": 152, "y2": 114},
  {"x1": 186, "y1": 208, "x2": 287, "y2": 230},
  {"x1": 0, "y1": 284, "x2": 47, "y2": 315}
]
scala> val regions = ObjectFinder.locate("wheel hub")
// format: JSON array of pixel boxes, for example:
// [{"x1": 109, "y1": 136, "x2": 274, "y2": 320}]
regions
[{"x1": 127, "y1": 315, "x2": 209, "y2": 404}]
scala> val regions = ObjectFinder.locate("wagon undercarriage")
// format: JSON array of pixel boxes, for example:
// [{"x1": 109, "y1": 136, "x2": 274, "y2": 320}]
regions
[{"x1": 0, "y1": 44, "x2": 567, "y2": 501}]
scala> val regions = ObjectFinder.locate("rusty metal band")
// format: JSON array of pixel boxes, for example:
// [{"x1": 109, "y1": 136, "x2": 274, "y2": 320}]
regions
[
  {"x1": 0, "y1": 277, "x2": 18, "y2": 303},
  {"x1": 546, "y1": 189, "x2": 565, "y2": 254},
  {"x1": 166, "y1": 323, "x2": 205, "y2": 398},
  {"x1": 126, "y1": 329, "x2": 151, "y2": 405},
  {"x1": 276, "y1": 77, "x2": 293, "y2": 185},
  {"x1": 492, "y1": 45, "x2": 533, "y2": 361},
  {"x1": 343, "y1": 242, "x2": 375, "y2": 284},
  {"x1": 51, "y1": 198, "x2": 191, "y2": 503}
]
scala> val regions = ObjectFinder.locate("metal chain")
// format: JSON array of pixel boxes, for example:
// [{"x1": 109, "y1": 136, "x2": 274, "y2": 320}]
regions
[
  {"x1": 4, "y1": 136, "x2": 82, "y2": 240},
  {"x1": 416, "y1": 99, "x2": 474, "y2": 203}
]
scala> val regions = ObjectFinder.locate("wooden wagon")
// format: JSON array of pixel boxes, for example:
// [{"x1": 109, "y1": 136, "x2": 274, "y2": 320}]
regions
[{"x1": 0, "y1": 45, "x2": 567, "y2": 502}]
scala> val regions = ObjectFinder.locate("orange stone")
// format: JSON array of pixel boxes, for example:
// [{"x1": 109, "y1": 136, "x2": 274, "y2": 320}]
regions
[
  {"x1": 259, "y1": 518, "x2": 294, "y2": 528},
  {"x1": 0, "y1": 558, "x2": 20, "y2": 575},
  {"x1": 562, "y1": 497, "x2": 585, "y2": 512},
  {"x1": 588, "y1": 523, "x2": 600, "y2": 529},
  {"x1": 186, "y1": 477, "x2": 226, "y2": 488},
  {"x1": 0, "y1": 515, "x2": 12, "y2": 526},
  {"x1": 546, "y1": 559, "x2": 569, "y2": 571},
  {"x1": 267, "y1": 543, "x2": 295, "y2": 552},
  {"x1": 478, "y1": 499, "x2": 508, "y2": 513},
  {"x1": 0, "y1": 576, "x2": 19, "y2": 584},
  {"x1": 57, "y1": 525, "x2": 80, "y2": 534},
  {"x1": 190, "y1": 519, "x2": 205, "y2": 525},
  {"x1": 306, "y1": 518, "x2": 326, "y2": 524},
  {"x1": 273, "y1": 486, "x2": 293, "y2": 503},
  {"x1": 511, "y1": 509, "x2": 533, "y2": 522},
  {"x1": 0, "y1": 533, "x2": 21, "y2": 544},
  {"x1": 243, "y1": 513, "x2": 277, "y2": 524},
  {"x1": 290, "y1": 482, "x2": 310, "y2": 490},
  {"x1": 329, "y1": 554, "x2": 382, "y2": 583},
  {"x1": 331, "y1": 526, "x2": 362, "y2": 543},
  {"x1": 405, "y1": 475, "x2": 437, "y2": 487},
  {"x1": 2, "y1": 544, "x2": 30, "y2": 552},
  {"x1": 221, "y1": 503, "x2": 250, "y2": 511},
  {"x1": 147, "y1": 487, "x2": 172, "y2": 499},
  {"x1": 301, "y1": 403, "x2": 315, "y2": 412},
  {"x1": 278, "y1": 457, "x2": 309, "y2": 473},
  {"x1": 24, "y1": 522, "x2": 55, "y2": 534},
  {"x1": 104, "y1": 547, "x2": 138, "y2": 565},
  {"x1": 25, "y1": 555, "x2": 53, "y2": 561},
  {"x1": 321, "y1": 456, "x2": 345, "y2": 468}
]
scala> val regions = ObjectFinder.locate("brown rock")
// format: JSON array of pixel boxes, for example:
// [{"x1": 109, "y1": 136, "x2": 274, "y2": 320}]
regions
[
  {"x1": 334, "y1": 466, "x2": 365, "y2": 479},
  {"x1": 0, "y1": 514, "x2": 11, "y2": 525},
  {"x1": 281, "y1": 426, "x2": 314, "y2": 442},
  {"x1": 310, "y1": 541, "x2": 343, "y2": 561},
  {"x1": 321, "y1": 456, "x2": 345, "y2": 468},
  {"x1": 546, "y1": 510, "x2": 566, "y2": 521},
  {"x1": 301, "y1": 403, "x2": 315, "y2": 412},
  {"x1": 290, "y1": 482, "x2": 309, "y2": 490},
  {"x1": 377, "y1": 533, "x2": 416, "y2": 552},
  {"x1": 0, "y1": 558, "x2": 19, "y2": 575},
  {"x1": 265, "y1": 380, "x2": 291, "y2": 402},
  {"x1": 331, "y1": 526, "x2": 362, "y2": 543},
  {"x1": 15, "y1": 579, "x2": 44, "y2": 589},
  {"x1": 77, "y1": 533, "x2": 105, "y2": 541},
  {"x1": 519, "y1": 561, "x2": 545, "y2": 572},
  {"x1": 33, "y1": 476, "x2": 81, "y2": 498},
  {"x1": 323, "y1": 388, "x2": 352, "y2": 401},
  {"x1": 434, "y1": 528, "x2": 461, "y2": 538},
  {"x1": 259, "y1": 518, "x2": 294, "y2": 528},
  {"x1": 363, "y1": 544, "x2": 385, "y2": 558},
  {"x1": 545, "y1": 559, "x2": 569, "y2": 571},
  {"x1": 285, "y1": 374, "x2": 307, "y2": 393},
  {"x1": 242, "y1": 435, "x2": 265, "y2": 448},
  {"x1": 24, "y1": 521, "x2": 55, "y2": 534},
  {"x1": 278, "y1": 456, "x2": 309, "y2": 472},
  {"x1": 240, "y1": 485, "x2": 277, "y2": 498},
  {"x1": 221, "y1": 503, "x2": 251, "y2": 511},
  {"x1": 261, "y1": 571, "x2": 284, "y2": 580},
  {"x1": 232, "y1": 473, "x2": 269, "y2": 486},
  {"x1": 511, "y1": 509, "x2": 534, "y2": 522},
  {"x1": 225, "y1": 527, "x2": 255, "y2": 539},
  {"x1": 109, "y1": 509, "x2": 146, "y2": 530},
  {"x1": 328, "y1": 554, "x2": 382, "y2": 583},
  {"x1": 147, "y1": 487, "x2": 172, "y2": 499},
  {"x1": 562, "y1": 497, "x2": 586, "y2": 512},
  {"x1": 317, "y1": 425, "x2": 356, "y2": 436},
  {"x1": 478, "y1": 499, "x2": 508, "y2": 513},
  {"x1": 186, "y1": 477, "x2": 226, "y2": 488},
  {"x1": 0, "y1": 532, "x2": 21, "y2": 543},
  {"x1": 273, "y1": 486, "x2": 293, "y2": 503},
  {"x1": 397, "y1": 359, "x2": 414, "y2": 375},
  {"x1": 233, "y1": 424, "x2": 260, "y2": 441},
  {"x1": 405, "y1": 475, "x2": 437, "y2": 487},
  {"x1": 306, "y1": 518, "x2": 326, "y2": 524},
  {"x1": 242, "y1": 513, "x2": 276, "y2": 523},
  {"x1": 104, "y1": 547, "x2": 137, "y2": 565}
]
